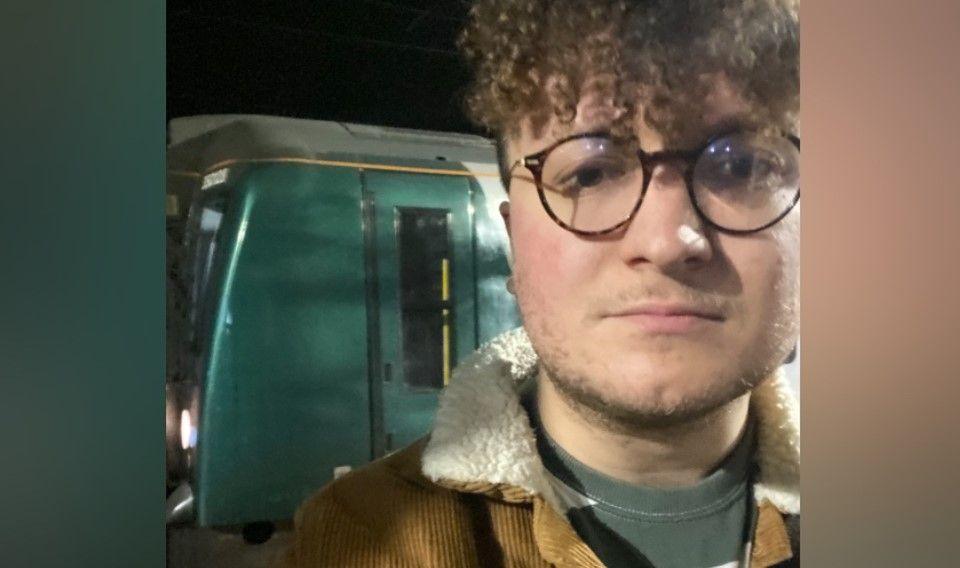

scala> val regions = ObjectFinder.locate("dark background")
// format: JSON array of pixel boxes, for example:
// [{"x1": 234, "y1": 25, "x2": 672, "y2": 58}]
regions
[{"x1": 167, "y1": 0, "x2": 479, "y2": 134}]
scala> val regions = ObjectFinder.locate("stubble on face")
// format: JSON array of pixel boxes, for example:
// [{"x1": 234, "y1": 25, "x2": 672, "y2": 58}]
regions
[
  {"x1": 520, "y1": 258, "x2": 798, "y2": 431},
  {"x1": 516, "y1": 265, "x2": 794, "y2": 432}
]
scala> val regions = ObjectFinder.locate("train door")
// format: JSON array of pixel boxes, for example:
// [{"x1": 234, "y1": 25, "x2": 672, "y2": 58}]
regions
[{"x1": 363, "y1": 171, "x2": 477, "y2": 457}]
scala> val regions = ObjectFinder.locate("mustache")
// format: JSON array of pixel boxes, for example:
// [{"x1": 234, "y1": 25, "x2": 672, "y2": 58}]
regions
[{"x1": 589, "y1": 282, "x2": 734, "y2": 317}]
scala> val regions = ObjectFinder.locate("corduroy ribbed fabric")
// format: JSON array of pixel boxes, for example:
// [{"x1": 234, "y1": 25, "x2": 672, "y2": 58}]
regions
[
  {"x1": 277, "y1": 438, "x2": 554, "y2": 567},
  {"x1": 277, "y1": 437, "x2": 795, "y2": 567}
]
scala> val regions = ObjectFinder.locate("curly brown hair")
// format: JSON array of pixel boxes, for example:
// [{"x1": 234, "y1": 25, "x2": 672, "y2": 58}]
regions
[{"x1": 459, "y1": 0, "x2": 799, "y2": 146}]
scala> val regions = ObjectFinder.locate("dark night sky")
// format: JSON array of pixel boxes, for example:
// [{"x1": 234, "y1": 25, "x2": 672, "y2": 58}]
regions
[{"x1": 167, "y1": 0, "x2": 479, "y2": 134}]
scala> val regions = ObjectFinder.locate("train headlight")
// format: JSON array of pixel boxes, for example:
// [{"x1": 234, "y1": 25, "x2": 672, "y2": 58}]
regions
[
  {"x1": 166, "y1": 382, "x2": 200, "y2": 487},
  {"x1": 180, "y1": 409, "x2": 197, "y2": 450}
]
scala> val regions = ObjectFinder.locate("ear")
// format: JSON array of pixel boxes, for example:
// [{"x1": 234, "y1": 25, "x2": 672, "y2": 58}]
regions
[
  {"x1": 784, "y1": 343, "x2": 798, "y2": 364},
  {"x1": 499, "y1": 200, "x2": 512, "y2": 239}
]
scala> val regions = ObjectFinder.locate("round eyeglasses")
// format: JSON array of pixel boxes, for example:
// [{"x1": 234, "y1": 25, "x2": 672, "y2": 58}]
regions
[{"x1": 508, "y1": 130, "x2": 801, "y2": 236}]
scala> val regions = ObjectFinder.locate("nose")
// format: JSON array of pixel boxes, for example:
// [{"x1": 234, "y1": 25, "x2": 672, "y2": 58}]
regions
[{"x1": 616, "y1": 164, "x2": 713, "y2": 270}]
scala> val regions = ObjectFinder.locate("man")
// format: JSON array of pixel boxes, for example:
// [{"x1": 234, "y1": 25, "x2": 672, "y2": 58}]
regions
[{"x1": 282, "y1": 1, "x2": 799, "y2": 566}]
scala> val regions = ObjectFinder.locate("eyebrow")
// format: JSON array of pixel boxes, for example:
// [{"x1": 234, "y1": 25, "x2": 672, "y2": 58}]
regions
[
  {"x1": 695, "y1": 115, "x2": 759, "y2": 141},
  {"x1": 521, "y1": 125, "x2": 614, "y2": 159},
  {"x1": 541, "y1": 116, "x2": 617, "y2": 145},
  {"x1": 519, "y1": 114, "x2": 778, "y2": 162}
]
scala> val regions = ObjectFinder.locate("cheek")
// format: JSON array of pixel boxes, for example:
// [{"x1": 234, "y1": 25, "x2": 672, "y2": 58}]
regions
[
  {"x1": 509, "y1": 201, "x2": 597, "y2": 320},
  {"x1": 512, "y1": 218, "x2": 564, "y2": 310},
  {"x1": 719, "y1": 223, "x2": 799, "y2": 333},
  {"x1": 512, "y1": 215, "x2": 560, "y2": 276},
  {"x1": 763, "y1": 213, "x2": 800, "y2": 308}
]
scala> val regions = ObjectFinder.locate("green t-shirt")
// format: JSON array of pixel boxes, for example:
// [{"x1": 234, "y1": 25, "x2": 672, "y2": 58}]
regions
[{"x1": 525, "y1": 396, "x2": 757, "y2": 568}]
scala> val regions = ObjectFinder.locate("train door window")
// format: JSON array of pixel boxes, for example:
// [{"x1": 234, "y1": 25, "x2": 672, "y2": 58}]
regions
[{"x1": 397, "y1": 207, "x2": 454, "y2": 389}]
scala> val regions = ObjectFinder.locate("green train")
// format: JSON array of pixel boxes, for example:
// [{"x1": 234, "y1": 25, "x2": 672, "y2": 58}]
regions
[{"x1": 165, "y1": 115, "x2": 519, "y2": 535}]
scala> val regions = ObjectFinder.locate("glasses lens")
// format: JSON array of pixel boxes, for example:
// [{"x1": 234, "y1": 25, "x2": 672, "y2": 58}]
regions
[
  {"x1": 540, "y1": 137, "x2": 643, "y2": 232},
  {"x1": 692, "y1": 133, "x2": 800, "y2": 231}
]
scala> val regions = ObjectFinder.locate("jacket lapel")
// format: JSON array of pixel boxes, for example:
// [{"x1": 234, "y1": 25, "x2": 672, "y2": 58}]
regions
[
  {"x1": 423, "y1": 327, "x2": 801, "y2": 562},
  {"x1": 750, "y1": 500, "x2": 796, "y2": 567}
]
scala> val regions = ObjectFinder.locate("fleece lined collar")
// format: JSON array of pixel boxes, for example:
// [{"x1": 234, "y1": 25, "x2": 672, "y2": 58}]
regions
[{"x1": 422, "y1": 327, "x2": 800, "y2": 516}]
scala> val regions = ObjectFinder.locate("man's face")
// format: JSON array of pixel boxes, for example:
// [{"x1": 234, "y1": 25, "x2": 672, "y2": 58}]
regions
[{"x1": 503, "y1": 84, "x2": 799, "y2": 425}]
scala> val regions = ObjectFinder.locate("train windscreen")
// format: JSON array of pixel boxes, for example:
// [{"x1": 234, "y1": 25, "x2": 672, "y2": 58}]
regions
[{"x1": 187, "y1": 191, "x2": 230, "y2": 350}]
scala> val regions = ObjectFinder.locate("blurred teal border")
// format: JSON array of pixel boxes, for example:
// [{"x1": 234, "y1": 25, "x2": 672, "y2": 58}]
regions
[{"x1": 0, "y1": 2, "x2": 165, "y2": 566}]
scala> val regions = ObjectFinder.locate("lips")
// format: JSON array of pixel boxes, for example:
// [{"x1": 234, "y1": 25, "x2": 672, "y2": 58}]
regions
[
  {"x1": 614, "y1": 304, "x2": 724, "y2": 319},
  {"x1": 606, "y1": 303, "x2": 724, "y2": 333}
]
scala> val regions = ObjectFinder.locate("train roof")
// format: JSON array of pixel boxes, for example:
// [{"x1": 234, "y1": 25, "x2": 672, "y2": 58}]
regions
[{"x1": 168, "y1": 114, "x2": 498, "y2": 174}]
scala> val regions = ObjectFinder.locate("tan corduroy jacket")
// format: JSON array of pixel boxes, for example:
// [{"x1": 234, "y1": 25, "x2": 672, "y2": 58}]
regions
[{"x1": 280, "y1": 329, "x2": 800, "y2": 567}]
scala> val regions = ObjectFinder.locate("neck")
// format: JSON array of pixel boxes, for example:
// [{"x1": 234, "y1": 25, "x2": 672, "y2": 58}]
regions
[{"x1": 536, "y1": 375, "x2": 751, "y2": 488}]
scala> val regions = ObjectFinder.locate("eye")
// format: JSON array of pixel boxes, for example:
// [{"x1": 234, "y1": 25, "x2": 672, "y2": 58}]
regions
[
  {"x1": 722, "y1": 155, "x2": 756, "y2": 178},
  {"x1": 574, "y1": 166, "x2": 606, "y2": 187},
  {"x1": 713, "y1": 155, "x2": 776, "y2": 184},
  {"x1": 552, "y1": 159, "x2": 630, "y2": 196},
  {"x1": 697, "y1": 141, "x2": 785, "y2": 193}
]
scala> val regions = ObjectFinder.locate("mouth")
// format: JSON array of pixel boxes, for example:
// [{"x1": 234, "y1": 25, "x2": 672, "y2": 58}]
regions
[{"x1": 605, "y1": 303, "x2": 725, "y2": 334}]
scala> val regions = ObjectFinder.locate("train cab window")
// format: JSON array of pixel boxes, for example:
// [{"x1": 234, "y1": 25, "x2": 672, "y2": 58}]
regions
[
  {"x1": 187, "y1": 191, "x2": 230, "y2": 348},
  {"x1": 397, "y1": 208, "x2": 454, "y2": 389}
]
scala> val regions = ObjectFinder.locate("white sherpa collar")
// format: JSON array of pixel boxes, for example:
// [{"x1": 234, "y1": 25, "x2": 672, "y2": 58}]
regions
[{"x1": 422, "y1": 327, "x2": 800, "y2": 515}]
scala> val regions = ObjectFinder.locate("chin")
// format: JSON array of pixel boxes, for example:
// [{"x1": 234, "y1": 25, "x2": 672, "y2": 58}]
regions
[
  {"x1": 546, "y1": 348, "x2": 760, "y2": 428},
  {"x1": 620, "y1": 367, "x2": 738, "y2": 410}
]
